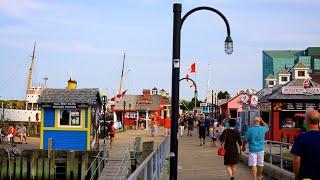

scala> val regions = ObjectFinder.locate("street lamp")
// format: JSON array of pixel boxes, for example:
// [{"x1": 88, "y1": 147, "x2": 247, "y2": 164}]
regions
[
  {"x1": 179, "y1": 77, "x2": 198, "y2": 109},
  {"x1": 170, "y1": 3, "x2": 233, "y2": 180},
  {"x1": 102, "y1": 95, "x2": 107, "y2": 143}
]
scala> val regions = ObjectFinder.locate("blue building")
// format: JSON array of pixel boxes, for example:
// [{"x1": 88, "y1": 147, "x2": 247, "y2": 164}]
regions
[
  {"x1": 262, "y1": 47, "x2": 320, "y2": 87},
  {"x1": 38, "y1": 79, "x2": 102, "y2": 151}
]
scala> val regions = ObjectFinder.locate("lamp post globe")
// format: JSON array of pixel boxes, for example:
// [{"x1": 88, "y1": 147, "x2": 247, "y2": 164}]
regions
[{"x1": 225, "y1": 36, "x2": 233, "y2": 54}]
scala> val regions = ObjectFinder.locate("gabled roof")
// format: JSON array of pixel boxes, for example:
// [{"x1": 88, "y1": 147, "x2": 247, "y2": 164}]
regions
[
  {"x1": 267, "y1": 79, "x2": 320, "y2": 100},
  {"x1": 294, "y1": 62, "x2": 308, "y2": 69},
  {"x1": 277, "y1": 68, "x2": 290, "y2": 75},
  {"x1": 37, "y1": 88, "x2": 101, "y2": 105},
  {"x1": 112, "y1": 95, "x2": 171, "y2": 111},
  {"x1": 266, "y1": 74, "x2": 276, "y2": 80},
  {"x1": 152, "y1": 87, "x2": 158, "y2": 91},
  {"x1": 263, "y1": 50, "x2": 304, "y2": 58}
]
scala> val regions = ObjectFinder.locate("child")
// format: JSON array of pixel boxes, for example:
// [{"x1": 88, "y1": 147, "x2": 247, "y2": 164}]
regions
[
  {"x1": 211, "y1": 129, "x2": 218, "y2": 147},
  {"x1": 108, "y1": 121, "x2": 116, "y2": 149}
]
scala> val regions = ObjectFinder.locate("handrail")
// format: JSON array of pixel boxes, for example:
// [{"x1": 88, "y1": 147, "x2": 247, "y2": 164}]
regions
[
  {"x1": 127, "y1": 136, "x2": 169, "y2": 180},
  {"x1": 81, "y1": 137, "x2": 109, "y2": 180},
  {"x1": 114, "y1": 144, "x2": 130, "y2": 179}
]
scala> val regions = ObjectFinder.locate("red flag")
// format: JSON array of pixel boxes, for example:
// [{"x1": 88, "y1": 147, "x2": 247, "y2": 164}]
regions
[
  {"x1": 190, "y1": 63, "x2": 196, "y2": 73},
  {"x1": 111, "y1": 90, "x2": 127, "y2": 101}
]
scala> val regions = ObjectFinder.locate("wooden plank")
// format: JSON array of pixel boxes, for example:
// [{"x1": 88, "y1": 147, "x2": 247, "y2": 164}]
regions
[
  {"x1": 37, "y1": 158, "x2": 43, "y2": 180},
  {"x1": 9, "y1": 157, "x2": 14, "y2": 179},
  {"x1": 49, "y1": 151, "x2": 55, "y2": 180},
  {"x1": 80, "y1": 152, "x2": 88, "y2": 179},
  {"x1": 15, "y1": 157, "x2": 22, "y2": 180},
  {"x1": 72, "y1": 152, "x2": 78, "y2": 180},
  {"x1": 43, "y1": 159, "x2": 49, "y2": 180},
  {"x1": 1, "y1": 158, "x2": 8, "y2": 180},
  {"x1": 66, "y1": 152, "x2": 71, "y2": 180},
  {"x1": 21, "y1": 157, "x2": 28, "y2": 180},
  {"x1": 30, "y1": 152, "x2": 38, "y2": 180}
]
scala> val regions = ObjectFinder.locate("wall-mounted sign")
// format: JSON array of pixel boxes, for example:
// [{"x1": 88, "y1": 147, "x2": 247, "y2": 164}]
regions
[
  {"x1": 273, "y1": 102, "x2": 320, "y2": 111},
  {"x1": 200, "y1": 103, "x2": 208, "y2": 107},
  {"x1": 42, "y1": 103, "x2": 88, "y2": 109},
  {"x1": 282, "y1": 86, "x2": 320, "y2": 95}
]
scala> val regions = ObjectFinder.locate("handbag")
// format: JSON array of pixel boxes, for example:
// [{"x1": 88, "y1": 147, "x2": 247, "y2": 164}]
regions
[{"x1": 217, "y1": 130, "x2": 227, "y2": 156}]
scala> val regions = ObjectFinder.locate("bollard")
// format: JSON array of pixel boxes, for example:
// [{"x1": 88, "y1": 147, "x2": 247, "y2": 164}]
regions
[{"x1": 130, "y1": 151, "x2": 137, "y2": 172}]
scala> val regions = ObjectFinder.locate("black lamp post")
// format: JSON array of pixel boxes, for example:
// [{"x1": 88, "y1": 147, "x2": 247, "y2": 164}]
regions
[
  {"x1": 170, "y1": 4, "x2": 233, "y2": 180},
  {"x1": 179, "y1": 77, "x2": 198, "y2": 109},
  {"x1": 102, "y1": 95, "x2": 107, "y2": 143}
]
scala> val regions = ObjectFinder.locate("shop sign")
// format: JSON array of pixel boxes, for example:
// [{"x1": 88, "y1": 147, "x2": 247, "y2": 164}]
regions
[
  {"x1": 42, "y1": 103, "x2": 88, "y2": 109},
  {"x1": 273, "y1": 102, "x2": 319, "y2": 111},
  {"x1": 282, "y1": 86, "x2": 320, "y2": 95},
  {"x1": 200, "y1": 103, "x2": 208, "y2": 107}
]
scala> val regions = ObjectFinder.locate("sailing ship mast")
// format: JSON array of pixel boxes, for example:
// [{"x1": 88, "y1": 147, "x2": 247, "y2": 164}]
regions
[
  {"x1": 118, "y1": 51, "x2": 126, "y2": 94},
  {"x1": 27, "y1": 41, "x2": 36, "y2": 90}
]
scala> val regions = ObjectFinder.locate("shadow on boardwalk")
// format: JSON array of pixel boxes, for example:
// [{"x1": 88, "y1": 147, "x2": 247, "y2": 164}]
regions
[{"x1": 177, "y1": 130, "x2": 271, "y2": 180}]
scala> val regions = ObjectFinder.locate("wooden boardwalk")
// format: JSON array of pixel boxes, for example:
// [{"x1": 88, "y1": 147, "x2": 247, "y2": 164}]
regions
[{"x1": 177, "y1": 130, "x2": 271, "y2": 180}]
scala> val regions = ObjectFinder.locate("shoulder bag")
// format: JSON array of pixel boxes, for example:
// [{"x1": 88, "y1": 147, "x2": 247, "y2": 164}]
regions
[{"x1": 218, "y1": 129, "x2": 227, "y2": 156}]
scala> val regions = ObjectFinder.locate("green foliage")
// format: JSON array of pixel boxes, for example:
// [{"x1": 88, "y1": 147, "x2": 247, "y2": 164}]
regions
[{"x1": 217, "y1": 91, "x2": 230, "y2": 100}]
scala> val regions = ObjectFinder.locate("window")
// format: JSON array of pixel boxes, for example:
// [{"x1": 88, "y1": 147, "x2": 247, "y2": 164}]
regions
[
  {"x1": 280, "y1": 111, "x2": 304, "y2": 129},
  {"x1": 298, "y1": 71, "x2": 305, "y2": 77},
  {"x1": 269, "y1": 81, "x2": 274, "y2": 86},
  {"x1": 281, "y1": 77, "x2": 288, "y2": 82},
  {"x1": 60, "y1": 109, "x2": 81, "y2": 126}
]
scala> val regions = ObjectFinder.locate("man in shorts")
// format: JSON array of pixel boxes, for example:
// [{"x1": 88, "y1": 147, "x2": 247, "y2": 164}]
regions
[{"x1": 242, "y1": 117, "x2": 269, "y2": 180}]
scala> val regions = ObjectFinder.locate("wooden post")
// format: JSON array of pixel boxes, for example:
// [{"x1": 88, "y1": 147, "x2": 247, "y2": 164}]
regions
[
  {"x1": 9, "y1": 157, "x2": 14, "y2": 179},
  {"x1": 37, "y1": 158, "x2": 43, "y2": 180},
  {"x1": 44, "y1": 158, "x2": 50, "y2": 180},
  {"x1": 48, "y1": 138, "x2": 52, "y2": 159},
  {"x1": 72, "y1": 152, "x2": 79, "y2": 180},
  {"x1": 66, "y1": 151, "x2": 75, "y2": 180},
  {"x1": 30, "y1": 151, "x2": 38, "y2": 179},
  {"x1": 49, "y1": 151, "x2": 55, "y2": 180},
  {"x1": 1, "y1": 158, "x2": 7, "y2": 180},
  {"x1": 22, "y1": 157, "x2": 28, "y2": 180},
  {"x1": 15, "y1": 157, "x2": 22, "y2": 179},
  {"x1": 81, "y1": 152, "x2": 89, "y2": 179}
]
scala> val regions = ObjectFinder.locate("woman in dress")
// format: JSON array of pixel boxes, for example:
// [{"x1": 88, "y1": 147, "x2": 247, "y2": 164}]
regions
[{"x1": 219, "y1": 119, "x2": 242, "y2": 180}]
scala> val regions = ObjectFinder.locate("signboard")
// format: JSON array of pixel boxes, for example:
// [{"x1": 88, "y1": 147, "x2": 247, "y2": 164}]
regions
[
  {"x1": 42, "y1": 103, "x2": 88, "y2": 109},
  {"x1": 282, "y1": 86, "x2": 320, "y2": 95},
  {"x1": 250, "y1": 95, "x2": 259, "y2": 107},
  {"x1": 200, "y1": 103, "x2": 208, "y2": 107},
  {"x1": 273, "y1": 102, "x2": 320, "y2": 111}
]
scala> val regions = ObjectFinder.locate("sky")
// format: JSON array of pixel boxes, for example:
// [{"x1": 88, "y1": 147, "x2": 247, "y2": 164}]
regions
[{"x1": 0, "y1": 0, "x2": 320, "y2": 101}]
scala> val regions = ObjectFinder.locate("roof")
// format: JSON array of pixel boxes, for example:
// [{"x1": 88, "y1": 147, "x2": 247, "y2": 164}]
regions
[
  {"x1": 306, "y1": 47, "x2": 320, "y2": 56},
  {"x1": 263, "y1": 50, "x2": 304, "y2": 59},
  {"x1": 265, "y1": 74, "x2": 276, "y2": 80},
  {"x1": 37, "y1": 88, "x2": 101, "y2": 104},
  {"x1": 112, "y1": 95, "x2": 171, "y2": 111},
  {"x1": 220, "y1": 93, "x2": 243, "y2": 106},
  {"x1": 277, "y1": 68, "x2": 290, "y2": 75},
  {"x1": 294, "y1": 62, "x2": 308, "y2": 69},
  {"x1": 152, "y1": 87, "x2": 158, "y2": 91},
  {"x1": 267, "y1": 79, "x2": 320, "y2": 100}
]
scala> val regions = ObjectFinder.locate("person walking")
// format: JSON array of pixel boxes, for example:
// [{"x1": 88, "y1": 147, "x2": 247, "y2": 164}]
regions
[
  {"x1": 198, "y1": 114, "x2": 206, "y2": 146},
  {"x1": 291, "y1": 108, "x2": 320, "y2": 180},
  {"x1": 151, "y1": 115, "x2": 158, "y2": 137},
  {"x1": 219, "y1": 119, "x2": 242, "y2": 180},
  {"x1": 204, "y1": 115, "x2": 211, "y2": 136},
  {"x1": 108, "y1": 121, "x2": 116, "y2": 149},
  {"x1": 242, "y1": 117, "x2": 269, "y2": 180},
  {"x1": 187, "y1": 114, "x2": 193, "y2": 136},
  {"x1": 164, "y1": 115, "x2": 171, "y2": 136},
  {"x1": 179, "y1": 115, "x2": 186, "y2": 137}
]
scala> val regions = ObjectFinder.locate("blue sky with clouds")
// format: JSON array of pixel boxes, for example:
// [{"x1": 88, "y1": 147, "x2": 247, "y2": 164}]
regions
[{"x1": 0, "y1": 0, "x2": 320, "y2": 100}]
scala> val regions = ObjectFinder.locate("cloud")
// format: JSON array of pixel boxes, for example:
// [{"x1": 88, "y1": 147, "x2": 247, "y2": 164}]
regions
[{"x1": 0, "y1": 0, "x2": 56, "y2": 20}]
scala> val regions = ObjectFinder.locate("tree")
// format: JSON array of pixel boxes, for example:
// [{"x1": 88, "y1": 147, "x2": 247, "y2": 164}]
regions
[{"x1": 217, "y1": 91, "x2": 231, "y2": 100}]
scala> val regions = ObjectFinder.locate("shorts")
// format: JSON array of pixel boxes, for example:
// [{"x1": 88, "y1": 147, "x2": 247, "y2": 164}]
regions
[
  {"x1": 248, "y1": 151, "x2": 264, "y2": 166},
  {"x1": 211, "y1": 137, "x2": 217, "y2": 141}
]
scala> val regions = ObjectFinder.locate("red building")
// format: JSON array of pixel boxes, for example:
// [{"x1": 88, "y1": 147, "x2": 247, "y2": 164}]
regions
[
  {"x1": 220, "y1": 93, "x2": 244, "y2": 119},
  {"x1": 260, "y1": 63, "x2": 320, "y2": 143},
  {"x1": 111, "y1": 88, "x2": 171, "y2": 129}
]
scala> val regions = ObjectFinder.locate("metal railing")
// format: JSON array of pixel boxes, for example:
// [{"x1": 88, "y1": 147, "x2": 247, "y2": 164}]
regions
[
  {"x1": 127, "y1": 136, "x2": 170, "y2": 180},
  {"x1": 113, "y1": 145, "x2": 131, "y2": 180},
  {"x1": 265, "y1": 140, "x2": 293, "y2": 170},
  {"x1": 81, "y1": 138, "x2": 109, "y2": 180}
]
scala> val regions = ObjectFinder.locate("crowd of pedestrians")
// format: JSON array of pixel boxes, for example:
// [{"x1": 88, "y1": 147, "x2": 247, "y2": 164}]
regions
[{"x1": 0, "y1": 122, "x2": 28, "y2": 144}]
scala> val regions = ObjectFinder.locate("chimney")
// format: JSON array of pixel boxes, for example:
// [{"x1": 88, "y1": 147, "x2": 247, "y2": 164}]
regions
[{"x1": 67, "y1": 78, "x2": 77, "y2": 90}]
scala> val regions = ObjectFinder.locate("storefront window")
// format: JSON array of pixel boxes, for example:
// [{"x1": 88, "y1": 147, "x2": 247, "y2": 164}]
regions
[
  {"x1": 60, "y1": 109, "x2": 81, "y2": 126},
  {"x1": 280, "y1": 111, "x2": 304, "y2": 129}
]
